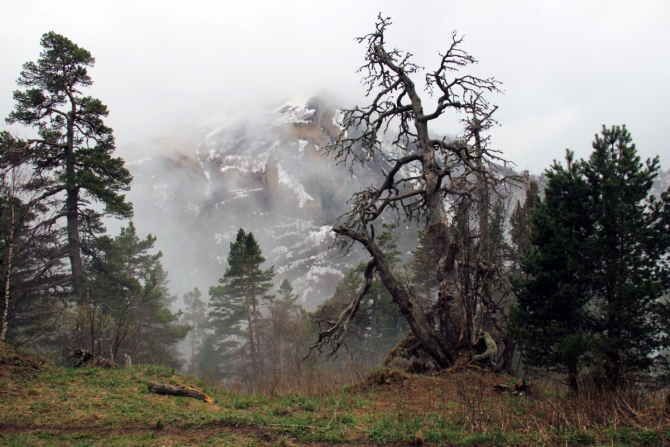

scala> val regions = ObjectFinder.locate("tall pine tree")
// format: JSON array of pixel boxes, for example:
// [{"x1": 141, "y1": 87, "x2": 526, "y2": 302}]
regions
[
  {"x1": 583, "y1": 126, "x2": 670, "y2": 386},
  {"x1": 5, "y1": 32, "x2": 132, "y2": 304},
  {"x1": 208, "y1": 229, "x2": 274, "y2": 378},
  {"x1": 511, "y1": 126, "x2": 670, "y2": 390}
]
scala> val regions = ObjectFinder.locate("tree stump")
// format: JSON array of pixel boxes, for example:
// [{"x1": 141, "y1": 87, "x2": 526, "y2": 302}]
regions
[
  {"x1": 147, "y1": 381, "x2": 213, "y2": 403},
  {"x1": 70, "y1": 348, "x2": 117, "y2": 369}
]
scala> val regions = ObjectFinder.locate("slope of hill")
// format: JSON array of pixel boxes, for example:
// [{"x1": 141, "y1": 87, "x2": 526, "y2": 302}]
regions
[{"x1": 1, "y1": 343, "x2": 667, "y2": 446}]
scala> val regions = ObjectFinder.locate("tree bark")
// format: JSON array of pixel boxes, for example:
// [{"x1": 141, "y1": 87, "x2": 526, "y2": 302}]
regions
[
  {"x1": 65, "y1": 100, "x2": 85, "y2": 304},
  {"x1": 360, "y1": 232, "x2": 454, "y2": 368},
  {"x1": 66, "y1": 188, "x2": 83, "y2": 301},
  {"x1": 321, "y1": 18, "x2": 503, "y2": 370},
  {"x1": 244, "y1": 289, "x2": 260, "y2": 377}
]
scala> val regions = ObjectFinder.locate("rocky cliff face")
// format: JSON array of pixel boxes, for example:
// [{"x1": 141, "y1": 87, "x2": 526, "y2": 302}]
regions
[{"x1": 118, "y1": 96, "x2": 379, "y2": 309}]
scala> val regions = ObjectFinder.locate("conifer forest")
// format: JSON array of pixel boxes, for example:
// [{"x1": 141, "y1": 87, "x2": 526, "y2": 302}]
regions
[{"x1": 1, "y1": 6, "x2": 670, "y2": 447}]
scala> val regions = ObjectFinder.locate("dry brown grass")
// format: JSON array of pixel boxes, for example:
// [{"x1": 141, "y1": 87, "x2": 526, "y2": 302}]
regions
[
  {"x1": 1, "y1": 343, "x2": 668, "y2": 446},
  {"x1": 357, "y1": 368, "x2": 670, "y2": 445},
  {"x1": 212, "y1": 359, "x2": 373, "y2": 396}
]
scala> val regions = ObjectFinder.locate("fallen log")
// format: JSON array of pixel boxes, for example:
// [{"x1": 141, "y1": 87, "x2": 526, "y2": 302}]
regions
[
  {"x1": 147, "y1": 381, "x2": 213, "y2": 403},
  {"x1": 70, "y1": 348, "x2": 117, "y2": 369}
]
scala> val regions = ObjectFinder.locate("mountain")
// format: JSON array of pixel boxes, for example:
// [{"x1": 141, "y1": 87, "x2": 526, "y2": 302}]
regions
[
  {"x1": 118, "y1": 96, "x2": 379, "y2": 309},
  {"x1": 117, "y1": 96, "x2": 670, "y2": 310}
]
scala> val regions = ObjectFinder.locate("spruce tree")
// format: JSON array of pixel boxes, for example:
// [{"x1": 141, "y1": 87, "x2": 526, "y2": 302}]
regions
[
  {"x1": 5, "y1": 32, "x2": 133, "y2": 303},
  {"x1": 277, "y1": 279, "x2": 299, "y2": 309},
  {"x1": 87, "y1": 223, "x2": 188, "y2": 365},
  {"x1": 208, "y1": 228, "x2": 274, "y2": 377},
  {"x1": 509, "y1": 151, "x2": 593, "y2": 392}
]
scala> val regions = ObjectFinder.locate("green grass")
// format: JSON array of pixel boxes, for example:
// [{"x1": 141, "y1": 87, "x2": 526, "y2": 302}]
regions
[{"x1": 1, "y1": 359, "x2": 668, "y2": 446}]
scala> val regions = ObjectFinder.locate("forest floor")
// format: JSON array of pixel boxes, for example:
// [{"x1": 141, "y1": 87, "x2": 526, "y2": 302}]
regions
[{"x1": 0, "y1": 343, "x2": 668, "y2": 447}]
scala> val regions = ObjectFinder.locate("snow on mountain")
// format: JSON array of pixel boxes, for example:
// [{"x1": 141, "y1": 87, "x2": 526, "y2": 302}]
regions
[
  {"x1": 274, "y1": 95, "x2": 317, "y2": 125},
  {"x1": 118, "y1": 96, "x2": 375, "y2": 309}
]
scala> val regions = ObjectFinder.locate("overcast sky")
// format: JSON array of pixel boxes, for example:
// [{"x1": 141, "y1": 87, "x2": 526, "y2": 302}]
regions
[{"x1": 2, "y1": 0, "x2": 669, "y2": 173}]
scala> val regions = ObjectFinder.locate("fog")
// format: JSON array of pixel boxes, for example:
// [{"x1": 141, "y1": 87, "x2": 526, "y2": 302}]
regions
[
  {"x1": 112, "y1": 96, "x2": 384, "y2": 303},
  {"x1": 2, "y1": 1, "x2": 669, "y2": 173}
]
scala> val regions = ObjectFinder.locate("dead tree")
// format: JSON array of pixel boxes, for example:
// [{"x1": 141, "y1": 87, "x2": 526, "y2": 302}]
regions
[{"x1": 308, "y1": 15, "x2": 513, "y2": 369}]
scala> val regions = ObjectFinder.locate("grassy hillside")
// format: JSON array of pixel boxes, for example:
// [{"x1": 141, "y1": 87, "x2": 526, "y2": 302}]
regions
[{"x1": 0, "y1": 343, "x2": 668, "y2": 446}]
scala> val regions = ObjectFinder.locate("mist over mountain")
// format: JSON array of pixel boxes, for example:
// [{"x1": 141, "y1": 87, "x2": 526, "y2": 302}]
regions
[
  {"x1": 117, "y1": 96, "x2": 670, "y2": 311},
  {"x1": 118, "y1": 96, "x2": 383, "y2": 309}
]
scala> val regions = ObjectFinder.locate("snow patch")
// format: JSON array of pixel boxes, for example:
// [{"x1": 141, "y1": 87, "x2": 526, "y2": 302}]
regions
[
  {"x1": 298, "y1": 287, "x2": 313, "y2": 303},
  {"x1": 292, "y1": 264, "x2": 345, "y2": 302},
  {"x1": 270, "y1": 245, "x2": 289, "y2": 261},
  {"x1": 274, "y1": 96, "x2": 316, "y2": 125},
  {"x1": 332, "y1": 109, "x2": 346, "y2": 131},
  {"x1": 308, "y1": 265, "x2": 344, "y2": 278},
  {"x1": 271, "y1": 245, "x2": 289, "y2": 255},
  {"x1": 219, "y1": 188, "x2": 263, "y2": 205},
  {"x1": 219, "y1": 141, "x2": 279, "y2": 174},
  {"x1": 277, "y1": 162, "x2": 314, "y2": 207},
  {"x1": 298, "y1": 139, "x2": 308, "y2": 154},
  {"x1": 305, "y1": 225, "x2": 333, "y2": 246}
]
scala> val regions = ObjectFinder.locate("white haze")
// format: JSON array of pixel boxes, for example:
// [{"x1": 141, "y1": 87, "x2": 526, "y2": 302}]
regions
[{"x1": 2, "y1": 1, "x2": 669, "y2": 172}]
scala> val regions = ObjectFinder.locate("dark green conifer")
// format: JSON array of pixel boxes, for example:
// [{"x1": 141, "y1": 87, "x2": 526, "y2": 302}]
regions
[
  {"x1": 509, "y1": 151, "x2": 592, "y2": 392},
  {"x1": 582, "y1": 126, "x2": 670, "y2": 386},
  {"x1": 5, "y1": 32, "x2": 133, "y2": 303},
  {"x1": 88, "y1": 223, "x2": 188, "y2": 366},
  {"x1": 208, "y1": 228, "x2": 274, "y2": 377},
  {"x1": 511, "y1": 126, "x2": 670, "y2": 390}
]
